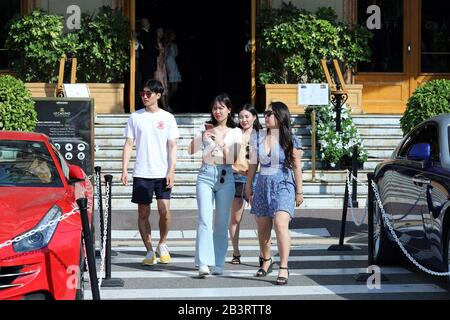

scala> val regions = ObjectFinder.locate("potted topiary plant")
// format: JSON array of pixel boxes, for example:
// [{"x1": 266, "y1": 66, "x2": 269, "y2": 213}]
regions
[
  {"x1": 5, "y1": 6, "x2": 131, "y2": 114},
  {"x1": 400, "y1": 79, "x2": 450, "y2": 135},
  {"x1": 257, "y1": 2, "x2": 372, "y2": 114},
  {"x1": 0, "y1": 75, "x2": 37, "y2": 131}
]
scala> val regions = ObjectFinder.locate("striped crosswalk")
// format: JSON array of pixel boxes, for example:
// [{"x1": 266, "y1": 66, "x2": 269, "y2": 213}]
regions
[{"x1": 86, "y1": 236, "x2": 450, "y2": 300}]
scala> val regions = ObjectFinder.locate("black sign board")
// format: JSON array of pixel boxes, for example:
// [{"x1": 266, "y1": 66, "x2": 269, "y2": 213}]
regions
[{"x1": 33, "y1": 98, "x2": 94, "y2": 176}]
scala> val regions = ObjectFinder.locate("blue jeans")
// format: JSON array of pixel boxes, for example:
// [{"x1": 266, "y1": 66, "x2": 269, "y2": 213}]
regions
[{"x1": 195, "y1": 164, "x2": 235, "y2": 268}]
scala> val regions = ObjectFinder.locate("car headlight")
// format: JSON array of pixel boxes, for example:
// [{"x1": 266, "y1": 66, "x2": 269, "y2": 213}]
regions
[{"x1": 13, "y1": 205, "x2": 62, "y2": 253}]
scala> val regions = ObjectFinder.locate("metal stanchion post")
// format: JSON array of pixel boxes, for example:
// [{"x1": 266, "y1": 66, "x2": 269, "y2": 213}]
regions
[
  {"x1": 311, "y1": 109, "x2": 316, "y2": 182},
  {"x1": 77, "y1": 198, "x2": 100, "y2": 300},
  {"x1": 351, "y1": 145, "x2": 359, "y2": 208},
  {"x1": 354, "y1": 173, "x2": 388, "y2": 281},
  {"x1": 101, "y1": 174, "x2": 124, "y2": 288},
  {"x1": 94, "y1": 166, "x2": 104, "y2": 257},
  {"x1": 329, "y1": 170, "x2": 354, "y2": 251}
]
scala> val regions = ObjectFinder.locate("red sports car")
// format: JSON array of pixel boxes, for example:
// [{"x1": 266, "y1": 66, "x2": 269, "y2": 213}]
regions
[{"x1": 0, "y1": 131, "x2": 93, "y2": 300}]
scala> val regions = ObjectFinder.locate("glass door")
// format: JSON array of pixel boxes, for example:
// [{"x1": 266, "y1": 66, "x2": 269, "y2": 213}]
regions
[
  {"x1": 413, "y1": 1, "x2": 450, "y2": 89},
  {"x1": 355, "y1": 0, "x2": 450, "y2": 113},
  {"x1": 355, "y1": 0, "x2": 411, "y2": 113},
  {"x1": 420, "y1": 2, "x2": 450, "y2": 73}
]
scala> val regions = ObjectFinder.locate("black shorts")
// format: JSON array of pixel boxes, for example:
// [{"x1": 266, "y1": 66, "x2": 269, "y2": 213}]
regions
[
  {"x1": 234, "y1": 181, "x2": 245, "y2": 198},
  {"x1": 131, "y1": 177, "x2": 172, "y2": 204}
]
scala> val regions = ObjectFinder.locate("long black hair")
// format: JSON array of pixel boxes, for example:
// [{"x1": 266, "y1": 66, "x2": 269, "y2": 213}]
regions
[
  {"x1": 237, "y1": 103, "x2": 263, "y2": 131},
  {"x1": 268, "y1": 102, "x2": 294, "y2": 168},
  {"x1": 207, "y1": 93, "x2": 237, "y2": 128}
]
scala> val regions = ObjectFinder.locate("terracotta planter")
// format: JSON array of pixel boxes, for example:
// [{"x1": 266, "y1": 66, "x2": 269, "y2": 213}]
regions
[
  {"x1": 25, "y1": 82, "x2": 125, "y2": 114},
  {"x1": 265, "y1": 84, "x2": 363, "y2": 114}
]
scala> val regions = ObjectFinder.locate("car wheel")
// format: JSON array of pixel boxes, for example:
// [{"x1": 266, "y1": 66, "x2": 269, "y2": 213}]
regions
[
  {"x1": 373, "y1": 200, "x2": 401, "y2": 265},
  {"x1": 75, "y1": 244, "x2": 85, "y2": 300}
]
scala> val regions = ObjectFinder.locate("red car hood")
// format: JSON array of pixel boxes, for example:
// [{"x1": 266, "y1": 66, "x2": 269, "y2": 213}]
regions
[{"x1": 0, "y1": 187, "x2": 67, "y2": 242}]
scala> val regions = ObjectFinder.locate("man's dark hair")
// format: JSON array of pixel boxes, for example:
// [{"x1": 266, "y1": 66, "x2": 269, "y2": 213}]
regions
[{"x1": 144, "y1": 79, "x2": 164, "y2": 94}]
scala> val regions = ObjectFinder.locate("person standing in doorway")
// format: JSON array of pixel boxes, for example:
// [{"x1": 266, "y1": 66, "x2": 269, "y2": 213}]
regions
[
  {"x1": 154, "y1": 27, "x2": 169, "y2": 109},
  {"x1": 245, "y1": 102, "x2": 304, "y2": 285},
  {"x1": 121, "y1": 79, "x2": 179, "y2": 266},
  {"x1": 164, "y1": 29, "x2": 182, "y2": 110},
  {"x1": 228, "y1": 104, "x2": 262, "y2": 265},
  {"x1": 188, "y1": 93, "x2": 242, "y2": 277},
  {"x1": 137, "y1": 18, "x2": 158, "y2": 86}
]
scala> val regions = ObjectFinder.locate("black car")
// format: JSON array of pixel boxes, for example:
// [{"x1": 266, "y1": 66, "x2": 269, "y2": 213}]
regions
[{"x1": 373, "y1": 114, "x2": 450, "y2": 283}]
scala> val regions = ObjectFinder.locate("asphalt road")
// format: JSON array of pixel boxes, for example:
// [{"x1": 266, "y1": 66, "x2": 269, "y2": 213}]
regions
[{"x1": 85, "y1": 208, "x2": 450, "y2": 302}]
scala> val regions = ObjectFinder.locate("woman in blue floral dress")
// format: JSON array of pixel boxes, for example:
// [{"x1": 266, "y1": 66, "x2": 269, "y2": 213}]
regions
[{"x1": 245, "y1": 101, "x2": 304, "y2": 285}]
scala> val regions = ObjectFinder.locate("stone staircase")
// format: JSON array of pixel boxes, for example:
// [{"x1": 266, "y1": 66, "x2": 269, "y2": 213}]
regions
[{"x1": 94, "y1": 113, "x2": 403, "y2": 209}]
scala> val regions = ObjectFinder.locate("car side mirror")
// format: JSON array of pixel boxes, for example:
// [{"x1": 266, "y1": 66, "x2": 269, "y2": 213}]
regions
[
  {"x1": 407, "y1": 143, "x2": 431, "y2": 162},
  {"x1": 68, "y1": 164, "x2": 85, "y2": 184}
]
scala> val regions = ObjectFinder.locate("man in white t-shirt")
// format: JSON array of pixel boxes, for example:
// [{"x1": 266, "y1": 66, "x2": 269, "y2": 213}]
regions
[{"x1": 121, "y1": 79, "x2": 179, "y2": 266}]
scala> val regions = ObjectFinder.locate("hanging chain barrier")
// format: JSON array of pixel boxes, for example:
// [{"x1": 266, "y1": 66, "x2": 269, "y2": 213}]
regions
[
  {"x1": 345, "y1": 170, "x2": 369, "y2": 227},
  {"x1": 98, "y1": 181, "x2": 110, "y2": 288},
  {"x1": 0, "y1": 206, "x2": 80, "y2": 250}
]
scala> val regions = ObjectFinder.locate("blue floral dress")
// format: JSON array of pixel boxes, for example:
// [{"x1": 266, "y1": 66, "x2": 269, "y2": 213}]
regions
[{"x1": 250, "y1": 131, "x2": 302, "y2": 218}]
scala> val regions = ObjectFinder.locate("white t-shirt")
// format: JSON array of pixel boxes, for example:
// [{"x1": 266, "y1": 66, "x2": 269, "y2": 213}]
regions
[
  {"x1": 124, "y1": 109, "x2": 179, "y2": 178},
  {"x1": 195, "y1": 125, "x2": 243, "y2": 163}
]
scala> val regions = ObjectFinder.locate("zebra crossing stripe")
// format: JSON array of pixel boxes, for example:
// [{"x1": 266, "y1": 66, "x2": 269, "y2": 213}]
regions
[
  {"x1": 86, "y1": 283, "x2": 446, "y2": 299},
  {"x1": 111, "y1": 244, "x2": 361, "y2": 252},
  {"x1": 99, "y1": 267, "x2": 410, "y2": 279},
  {"x1": 111, "y1": 255, "x2": 368, "y2": 264},
  {"x1": 111, "y1": 228, "x2": 330, "y2": 240}
]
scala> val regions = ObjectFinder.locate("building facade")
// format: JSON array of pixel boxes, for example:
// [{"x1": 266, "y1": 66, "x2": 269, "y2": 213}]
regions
[{"x1": 2, "y1": 0, "x2": 449, "y2": 114}]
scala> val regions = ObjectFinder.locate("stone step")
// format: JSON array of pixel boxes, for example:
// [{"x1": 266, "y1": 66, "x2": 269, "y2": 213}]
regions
[
  {"x1": 94, "y1": 135, "x2": 402, "y2": 149},
  {"x1": 109, "y1": 194, "x2": 368, "y2": 210},
  {"x1": 94, "y1": 124, "x2": 403, "y2": 139},
  {"x1": 351, "y1": 115, "x2": 401, "y2": 126},
  {"x1": 95, "y1": 113, "x2": 402, "y2": 126},
  {"x1": 95, "y1": 157, "x2": 384, "y2": 171},
  {"x1": 93, "y1": 145, "x2": 395, "y2": 159},
  {"x1": 92, "y1": 169, "x2": 373, "y2": 184},
  {"x1": 106, "y1": 180, "x2": 369, "y2": 196}
]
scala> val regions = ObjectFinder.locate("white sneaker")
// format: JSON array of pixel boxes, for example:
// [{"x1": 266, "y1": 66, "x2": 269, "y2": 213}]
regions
[
  {"x1": 156, "y1": 243, "x2": 171, "y2": 264},
  {"x1": 212, "y1": 266, "x2": 223, "y2": 275},
  {"x1": 198, "y1": 265, "x2": 210, "y2": 277}
]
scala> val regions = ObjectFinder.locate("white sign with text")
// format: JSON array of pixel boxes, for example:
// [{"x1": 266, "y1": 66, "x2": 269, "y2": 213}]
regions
[{"x1": 298, "y1": 83, "x2": 329, "y2": 106}]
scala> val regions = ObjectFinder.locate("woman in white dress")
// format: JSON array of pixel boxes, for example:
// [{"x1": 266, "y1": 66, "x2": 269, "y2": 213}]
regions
[{"x1": 164, "y1": 29, "x2": 182, "y2": 108}]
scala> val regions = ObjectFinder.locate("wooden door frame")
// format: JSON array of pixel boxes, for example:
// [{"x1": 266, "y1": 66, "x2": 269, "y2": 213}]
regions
[
  {"x1": 127, "y1": 0, "x2": 256, "y2": 113},
  {"x1": 354, "y1": 0, "x2": 450, "y2": 113},
  {"x1": 127, "y1": 0, "x2": 136, "y2": 113}
]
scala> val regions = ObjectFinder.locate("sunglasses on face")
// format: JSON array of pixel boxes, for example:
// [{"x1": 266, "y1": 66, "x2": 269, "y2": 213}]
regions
[
  {"x1": 220, "y1": 169, "x2": 227, "y2": 184},
  {"x1": 140, "y1": 90, "x2": 154, "y2": 98},
  {"x1": 264, "y1": 110, "x2": 274, "y2": 117}
]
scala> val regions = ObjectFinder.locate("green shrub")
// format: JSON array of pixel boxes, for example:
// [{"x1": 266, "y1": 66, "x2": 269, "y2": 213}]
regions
[
  {"x1": 5, "y1": 10, "x2": 69, "y2": 82},
  {"x1": 76, "y1": 6, "x2": 131, "y2": 83},
  {"x1": 400, "y1": 79, "x2": 450, "y2": 135},
  {"x1": 0, "y1": 75, "x2": 37, "y2": 131},
  {"x1": 257, "y1": 2, "x2": 372, "y2": 84},
  {"x1": 5, "y1": 6, "x2": 130, "y2": 84}
]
